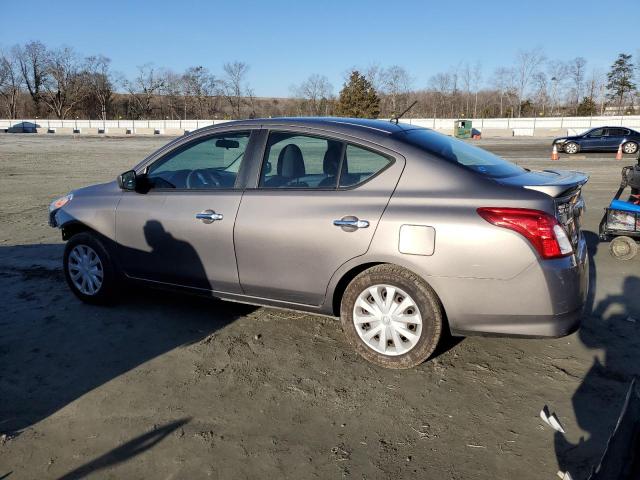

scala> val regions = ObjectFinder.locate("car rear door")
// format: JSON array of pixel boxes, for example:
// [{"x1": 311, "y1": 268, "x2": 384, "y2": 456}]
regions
[
  {"x1": 233, "y1": 129, "x2": 404, "y2": 305},
  {"x1": 603, "y1": 128, "x2": 627, "y2": 150},
  {"x1": 115, "y1": 129, "x2": 256, "y2": 293}
]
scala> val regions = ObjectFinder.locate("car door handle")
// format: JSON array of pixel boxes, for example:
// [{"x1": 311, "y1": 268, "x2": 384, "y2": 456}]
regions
[
  {"x1": 196, "y1": 210, "x2": 223, "y2": 223},
  {"x1": 333, "y1": 218, "x2": 369, "y2": 229}
]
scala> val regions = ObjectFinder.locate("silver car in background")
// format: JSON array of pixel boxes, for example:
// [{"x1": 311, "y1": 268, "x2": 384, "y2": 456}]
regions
[{"x1": 49, "y1": 118, "x2": 589, "y2": 368}]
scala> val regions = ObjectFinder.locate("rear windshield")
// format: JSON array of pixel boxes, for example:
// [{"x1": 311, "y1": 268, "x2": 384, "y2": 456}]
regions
[{"x1": 401, "y1": 129, "x2": 525, "y2": 178}]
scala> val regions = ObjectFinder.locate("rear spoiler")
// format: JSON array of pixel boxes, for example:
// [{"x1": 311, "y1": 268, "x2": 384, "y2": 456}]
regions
[{"x1": 523, "y1": 170, "x2": 589, "y2": 198}]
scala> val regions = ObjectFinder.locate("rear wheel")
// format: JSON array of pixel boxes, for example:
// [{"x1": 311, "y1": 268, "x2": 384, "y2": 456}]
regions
[
  {"x1": 63, "y1": 232, "x2": 117, "y2": 304},
  {"x1": 564, "y1": 142, "x2": 579, "y2": 154},
  {"x1": 340, "y1": 265, "x2": 443, "y2": 369},
  {"x1": 610, "y1": 236, "x2": 638, "y2": 261},
  {"x1": 623, "y1": 142, "x2": 638, "y2": 155}
]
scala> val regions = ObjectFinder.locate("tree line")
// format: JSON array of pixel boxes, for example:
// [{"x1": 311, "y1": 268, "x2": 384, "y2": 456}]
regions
[{"x1": 0, "y1": 41, "x2": 637, "y2": 120}]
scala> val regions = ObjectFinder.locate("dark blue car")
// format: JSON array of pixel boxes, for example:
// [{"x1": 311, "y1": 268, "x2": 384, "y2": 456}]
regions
[{"x1": 553, "y1": 127, "x2": 640, "y2": 154}]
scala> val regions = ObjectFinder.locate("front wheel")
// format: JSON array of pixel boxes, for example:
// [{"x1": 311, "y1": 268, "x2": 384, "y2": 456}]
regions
[
  {"x1": 564, "y1": 142, "x2": 579, "y2": 154},
  {"x1": 623, "y1": 142, "x2": 638, "y2": 155},
  {"x1": 340, "y1": 265, "x2": 443, "y2": 369},
  {"x1": 63, "y1": 232, "x2": 117, "y2": 304}
]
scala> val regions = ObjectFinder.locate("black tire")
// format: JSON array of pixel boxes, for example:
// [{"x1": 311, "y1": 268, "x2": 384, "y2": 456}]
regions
[
  {"x1": 63, "y1": 232, "x2": 117, "y2": 304},
  {"x1": 564, "y1": 142, "x2": 579, "y2": 154},
  {"x1": 622, "y1": 141, "x2": 638, "y2": 155},
  {"x1": 340, "y1": 264, "x2": 443, "y2": 369},
  {"x1": 609, "y1": 236, "x2": 638, "y2": 261}
]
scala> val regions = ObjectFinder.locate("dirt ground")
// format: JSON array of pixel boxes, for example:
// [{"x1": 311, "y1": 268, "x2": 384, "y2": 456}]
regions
[{"x1": 1, "y1": 134, "x2": 639, "y2": 479}]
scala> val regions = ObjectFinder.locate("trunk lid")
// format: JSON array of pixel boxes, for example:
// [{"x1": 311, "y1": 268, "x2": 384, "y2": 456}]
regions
[{"x1": 496, "y1": 169, "x2": 588, "y2": 249}]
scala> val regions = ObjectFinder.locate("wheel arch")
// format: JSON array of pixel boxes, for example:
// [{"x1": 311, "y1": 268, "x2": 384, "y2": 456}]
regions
[
  {"x1": 60, "y1": 220, "x2": 99, "y2": 241},
  {"x1": 329, "y1": 260, "x2": 452, "y2": 335}
]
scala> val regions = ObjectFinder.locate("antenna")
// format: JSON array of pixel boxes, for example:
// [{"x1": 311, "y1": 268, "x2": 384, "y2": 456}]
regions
[{"x1": 390, "y1": 100, "x2": 418, "y2": 125}]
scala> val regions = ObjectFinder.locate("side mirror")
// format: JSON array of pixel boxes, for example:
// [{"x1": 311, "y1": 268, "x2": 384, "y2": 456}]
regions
[
  {"x1": 264, "y1": 161, "x2": 272, "y2": 175},
  {"x1": 118, "y1": 170, "x2": 137, "y2": 191}
]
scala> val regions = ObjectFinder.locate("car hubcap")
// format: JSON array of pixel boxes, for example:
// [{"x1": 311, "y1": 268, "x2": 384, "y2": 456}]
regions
[
  {"x1": 566, "y1": 144, "x2": 577, "y2": 153},
  {"x1": 612, "y1": 241, "x2": 631, "y2": 257},
  {"x1": 353, "y1": 285, "x2": 422, "y2": 356},
  {"x1": 624, "y1": 143, "x2": 637, "y2": 154},
  {"x1": 68, "y1": 245, "x2": 103, "y2": 295}
]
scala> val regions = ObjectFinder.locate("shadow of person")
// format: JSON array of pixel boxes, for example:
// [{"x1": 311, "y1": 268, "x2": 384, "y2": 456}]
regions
[
  {"x1": 127, "y1": 220, "x2": 212, "y2": 290},
  {"x1": 0, "y1": 232, "x2": 255, "y2": 435},
  {"x1": 56, "y1": 418, "x2": 190, "y2": 480},
  {"x1": 555, "y1": 230, "x2": 640, "y2": 477}
]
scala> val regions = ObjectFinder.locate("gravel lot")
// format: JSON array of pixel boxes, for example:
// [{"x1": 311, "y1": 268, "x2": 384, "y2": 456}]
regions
[{"x1": 1, "y1": 134, "x2": 639, "y2": 479}]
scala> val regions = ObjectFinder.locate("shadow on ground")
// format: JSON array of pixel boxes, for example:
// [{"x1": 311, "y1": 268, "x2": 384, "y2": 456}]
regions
[
  {"x1": 555, "y1": 231, "x2": 640, "y2": 477},
  {"x1": 0, "y1": 242, "x2": 255, "y2": 436}
]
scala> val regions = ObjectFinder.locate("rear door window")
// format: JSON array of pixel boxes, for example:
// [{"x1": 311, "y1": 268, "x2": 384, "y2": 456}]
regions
[
  {"x1": 607, "y1": 128, "x2": 626, "y2": 136},
  {"x1": 259, "y1": 132, "x2": 344, "y2": 189}
]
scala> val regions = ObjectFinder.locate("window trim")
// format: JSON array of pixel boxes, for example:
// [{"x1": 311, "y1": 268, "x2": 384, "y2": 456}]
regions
[
  {"x1": 141, "y1": 130, "x2": 254, "y2": 193},
  {"x1": 255, "y1": 129, "x2": 395, "y2": 192}
]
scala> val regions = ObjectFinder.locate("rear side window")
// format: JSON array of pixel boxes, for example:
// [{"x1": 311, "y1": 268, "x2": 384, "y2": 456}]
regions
[
  {"x1": 260, "y1": 132, "x2": 343, "y2": 188},
  {"x1": 340, "y1": 145, "x2": 391, "y2": 187},
  {"x1": 607, "y1": 128, "x2": 627, "y2": 136},
  {"x1": 258, "y1": 131, "x2": 393, "y2": 189},
  {"x1": 401, "y1": 129, "x2": 525, "y2": 179}
]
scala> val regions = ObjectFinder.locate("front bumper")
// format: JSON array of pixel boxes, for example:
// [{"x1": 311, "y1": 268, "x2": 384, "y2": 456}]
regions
[{"x1": 438, "y1": 235, "x2": 589, "y2": 338}]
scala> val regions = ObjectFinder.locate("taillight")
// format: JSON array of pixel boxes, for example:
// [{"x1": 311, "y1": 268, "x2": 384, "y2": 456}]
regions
[{"x1": 477, "y1": 207, "x2": 573, "y2": 259}]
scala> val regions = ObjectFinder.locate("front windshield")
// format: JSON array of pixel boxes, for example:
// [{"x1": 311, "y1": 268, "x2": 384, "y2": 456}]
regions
[{"x1": 401, "y1": 129, "x2": 525, "y2": 178}]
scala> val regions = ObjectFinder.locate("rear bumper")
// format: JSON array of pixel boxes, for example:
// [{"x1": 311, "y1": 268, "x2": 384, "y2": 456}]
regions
[
  {"x1": 437, "y1": 235, "x2": 589, "y2": 338},
  {"x1": 449, "y1": 305, "x2": 583, "y2": 338}
]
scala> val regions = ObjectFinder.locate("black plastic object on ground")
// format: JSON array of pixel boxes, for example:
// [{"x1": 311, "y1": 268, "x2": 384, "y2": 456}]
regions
[{"x1": 589, "y1": 378, "x2": 640, "y2": 479}]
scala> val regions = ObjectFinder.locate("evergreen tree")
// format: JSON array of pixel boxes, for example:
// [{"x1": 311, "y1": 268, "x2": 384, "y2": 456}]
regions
[
  {"x1": 576, "y1": 96, "x2": 597, "y2": 116},
  {"x1": 606, "y1": 53, "x2": 636, "y2": 113},
  {"x1": 335, "y1": 70, "x2": 380, "y2": 118}
]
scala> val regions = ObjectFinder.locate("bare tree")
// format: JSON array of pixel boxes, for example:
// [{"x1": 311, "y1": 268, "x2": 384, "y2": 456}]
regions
[
  {"x1": 532, "y1": 71, "x2": 549, "y2": 116},
  {"x1": 472, "y1": 62, "x2": 482, "y2": 117},
  {"x1": 568, "y1": 57, "x2": 587, "y2": 114},
  {"x1": 41, "y1": 47, "x2": 86, "y2": 119},
  {"x1": 514, "y1": 48, "x2": 546, "y2": 117},
  {"x1": 124, "y1": 64, "x2": 165, "y2": 118},
  {"x1": 15, "y1": 41, "x2": 48, "y2": 115},
  {"x1": 0, "y1": 48, "x2": 23, "y2": 118},
  {"x1": 161, "y1": 69, "x2": 186, "y2": 119},
  {"x1": 222, "y1": 61, "x2": 250, "y2": 118},
  {"x1": 380, "y1": 65, "x2": 413, "y2": 116},
  {"x1": 491, "y1": 67, "x2": 515, "y2": 117},
  {"x1": 292, "y1": 73, "x2": 333, "y2": 115},
  {"x1": 183, "y1": 66, "x2": 218, "y2": 119},
  {"x1": 363, "y1": 64, "x2": 384, "y2": 92},
  {"x1": 83, "y1": 55, "x2": 113, "y2": 120},
  {"x1": 429, "y1": 72, "x2": 453, "y2": 118}
]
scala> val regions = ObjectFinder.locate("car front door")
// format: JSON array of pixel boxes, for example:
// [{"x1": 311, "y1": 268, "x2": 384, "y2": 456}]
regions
[
  {"x1": 580, "y1": 128, "x2": 605, "y2": 151},
  {"x1": 233, "y1": 130, "x2": 404, "y2": 305},
  {"x1": 115, "y1": 129, "x2": 255, "y2": 292}
]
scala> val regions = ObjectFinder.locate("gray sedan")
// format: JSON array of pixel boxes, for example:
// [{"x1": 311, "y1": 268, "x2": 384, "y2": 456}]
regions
[{"x1": 49, "y1": 118, "x2": 589, "y2": 368}]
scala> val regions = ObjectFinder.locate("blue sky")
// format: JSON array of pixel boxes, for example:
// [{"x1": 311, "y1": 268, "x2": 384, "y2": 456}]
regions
[{"x1": 3, "y1": 0, "x2": 636, "y2": 97}]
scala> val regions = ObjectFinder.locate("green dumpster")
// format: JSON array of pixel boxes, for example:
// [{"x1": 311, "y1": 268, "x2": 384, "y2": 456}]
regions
[{"x1": 454, "y1": 119, "x2": 472, "y2": 139}]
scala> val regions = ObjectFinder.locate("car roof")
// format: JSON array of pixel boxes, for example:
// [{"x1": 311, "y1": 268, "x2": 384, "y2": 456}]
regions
[{"x1": 196, "y1": 117, "x2": 420, "y2": 137}]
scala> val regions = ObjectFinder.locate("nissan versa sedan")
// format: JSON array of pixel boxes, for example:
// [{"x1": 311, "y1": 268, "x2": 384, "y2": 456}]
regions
[
  {"x1": 49, "y1": 118, "x2": 589, "y2": 368},
  {"x1": 553, "y1": 126, "x2": 640, "y2": 154}
]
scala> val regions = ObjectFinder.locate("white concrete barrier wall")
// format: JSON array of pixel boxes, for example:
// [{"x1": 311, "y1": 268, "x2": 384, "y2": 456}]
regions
[{"x1": 2, "y1": 116, "x2": 640, "y2": 135}]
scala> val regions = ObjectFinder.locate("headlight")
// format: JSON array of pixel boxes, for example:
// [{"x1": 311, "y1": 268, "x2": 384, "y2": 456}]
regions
[
  {"x1": 555, "y1": 138, "x2": 567, "y2": 143},
  {"x1": 49, "y1": 193, "x2": 73, "y2": 212}
]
